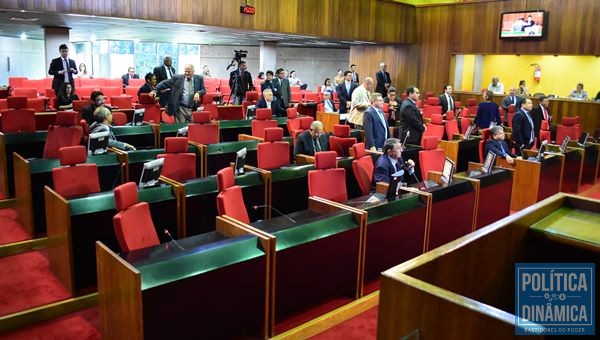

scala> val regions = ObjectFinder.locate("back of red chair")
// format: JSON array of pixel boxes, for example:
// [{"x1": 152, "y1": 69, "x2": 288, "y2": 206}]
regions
[
  {"x1": 352, "y1": 143, "x2": 374, "y2": 196},
  {"x1": 1, "y1": 109, "x2": 36, "y2": 133},
  {"x1": 188, "y1": 111, "x2": 219, "y2": 144},
  {"x1": 12, "y1": 88, "x2": 39, "y2": 99},
  {"x1": 422, "y1": 114, "x2": 444, "y2": 144},
  {"x1": 445, "y1": 119, "x2": 460, "y2": 140},
  {"x1": 101, "y1": 87, "x2": 124, "y2": 104},
  {"x1": 419, "y1": 136, "x2": 445, "y2": 180},
  {"x1": 7, "y1": 96, "x2": 28, "y2": 109},
  {"x1": 216, "y1": 167, "x2": 250, "y2": 223},
  {"x1": 105, "y1": 79, "x2": 123, "y2": 88},
  {"x1": 304, "y1": 92, "x2": 319, "y2": 102},
  {"x1": 8, "y1": 77, "x2": 27, "y2": 88},
  {"x1": 157, "y1": 137, "x2": 196, "y2": 182},
  {"x1": 26, "y1": 98, "x2": 45, "y2": 111},
  {"x1": 251, "y1": 109, "x2": 277, "y2": 137},
  {"x1": 556, "y1": 116, "x2": 581, "y2": 145},
  {"x1": 43, "y1": 111, "x2": 83, "y2": 158},
  {"x1": 112, "y1": 111, "x2": 128, "y2": 126},
  {"x1": 128, "y1": 79, "x2": 145, "y2": 87},
  {"x1": 142, "y1": 103, "x2": 161, "y2": 124},
  {"x1": 111, "y1": 96, "x2": 133, "y2": 109},
  {"x1": 72, "y1": 100, "x2": 89, "y2": 114},
  {"x1": 425, "y1": 96, "x2": 439, "y2": 106},
  {"x1": 466, "y1": 98, "x2": 478, "y2": 108},
  {"x1": 423, "y1": 105, "x2": 442, "y2": 119},
  {"x1": 329, "y1": 124, "x2": 357, "y2": 157},
  {"x1": 245, "y1": 91, "x2": 259, "y2": 102},
  {"x1": 286, "y1": 107, "x2": 298, "y2": 119},
  {"x1": 257, "y1": 127, "x2": 290, "y2": 170},
  {"x1": 124, "y1": 86, "x2": 139, "y2": 103},
  {"x1": 204, "y1": 78, "x2": 219, "y2": 92},
  {"x1": 52, "y1": 146, "x2": 100, "y2": 198},
  {"x1": 308, "y1": 151, "x2": 347, "y2": 202},
  {"x1": 113, "y1": 182, "x2": 160, "y2": 252}
]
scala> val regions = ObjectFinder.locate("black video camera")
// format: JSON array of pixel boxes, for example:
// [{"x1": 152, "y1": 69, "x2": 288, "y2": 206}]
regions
[{"x1": 234, "y1": 50, "x2": 247, "y2": 62}]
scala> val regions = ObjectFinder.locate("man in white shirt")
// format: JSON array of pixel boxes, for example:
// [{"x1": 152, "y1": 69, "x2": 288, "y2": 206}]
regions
[
  {"x1": 321, "y1": 92, "x2": 337, "y2": 113},
  {"x1": 487, "y1": 76, "x2": 505, "y2": 95},
  {"x1": 438, "y1": 85, "x2": 455, "y2": 116}
]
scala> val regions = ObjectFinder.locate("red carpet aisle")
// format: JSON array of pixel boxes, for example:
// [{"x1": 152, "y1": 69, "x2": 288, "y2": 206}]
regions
[
  {"x1": 0, "y1": 208, "x2": 30, "y2": 244},
  {"x1": 0, "y1": 250, "x2": 71, "y2": 315},
  {"x1": 0, "y1": 307, "x2": 100, "y2": 340},
  {"x1": 310, "y1": 306, "x2": 378, "y2": 340}
]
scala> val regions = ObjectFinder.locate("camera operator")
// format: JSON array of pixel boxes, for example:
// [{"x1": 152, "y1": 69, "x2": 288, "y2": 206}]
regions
[{"x1": 229, "y1": 60, "x2": 253, "y2": 105}]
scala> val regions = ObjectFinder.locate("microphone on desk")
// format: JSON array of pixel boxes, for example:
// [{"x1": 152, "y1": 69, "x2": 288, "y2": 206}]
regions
[
  {"x1": 163, "y1": 229, "x2": 185, "y2": 251},
  {"x1": 252, "y1": 205, "x2": 296, "y2": 223},
  {"x1": 402, "y1": 130, "x2": 410, "y2": 147}
]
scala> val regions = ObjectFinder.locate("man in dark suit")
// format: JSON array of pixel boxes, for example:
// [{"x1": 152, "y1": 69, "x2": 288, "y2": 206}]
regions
[
  {"x1": 350, "y1": 64, "x2": 360, "y2": 84},
  {"x1": 272, "y1": 68, "x2": 291, "y2": 109},
  {"x1": 48, "y1": 44, "x2": 78, "y2": 96},
  {"x1": 260, "y1": 70, "x2": 277, "y2": 95},
  {"x1": 399, "y1": 86, "x2": 425, "y2": 145},
  {"x1": 121, "y1": 67, "x2": 139, "y2": 87},
  {"x1": 150, "y1": 64, "x2": 206, "y2": 123},
  {"x1": 374, "y1": 138, "x2": 415, "y2": 184},
  {"x1": 229, "y1": 61, "x2": 253, "y2": 105},
  {"x1": 375, "y1": 62, "x2": 391, "y2": 98},
  {"x1": 153, "y1": 56, "x2": 176, "y2": 108},
  {"x1": 256, "y1": 89, "x2": 286, "y2": 117},
  {"x1": 485, "y1": 125, "x2": 516, "y2": 165},
  {"x1": 294, "y1": 121, "x2": 329, "y2": 156},
  {"x1": 438, "y1": 85, "x2": 456, "y2": 115},
  {"x1": 530, "y1": 95, "x2": 551, "y2": 141},
  {"x1": 336, "y1": 71, "x2": 358, "y2": 114},
  {"x1": 363, "y1": 93, "x2": 389, "y2": 151},
  {"x1": 501, "y1": 87, "x2": 522, "y2": 123},
  {"x1": 511, "y1": 98, "x2": 535, "y2": 156}
]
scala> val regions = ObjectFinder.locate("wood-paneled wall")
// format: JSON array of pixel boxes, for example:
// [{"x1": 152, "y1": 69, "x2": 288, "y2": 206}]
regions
[
  {"x1": 349, "y1": 45, "x2": 420, "y2": 94},
  {"x1": 1, "y1": 0, "x2": 416, "y2": 44}
]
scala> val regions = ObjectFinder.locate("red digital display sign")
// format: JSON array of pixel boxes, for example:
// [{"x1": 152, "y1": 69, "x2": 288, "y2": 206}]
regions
[{"x1": 240, "y1": 6, "x2": 256, "y2": 15}]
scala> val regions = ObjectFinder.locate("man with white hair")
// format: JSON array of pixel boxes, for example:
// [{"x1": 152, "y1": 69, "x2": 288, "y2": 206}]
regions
[
  {"x1": 294, "y1": 120, "x2": 330, "y2": 156},
  {"x1": 375, "y1": 62, "x2": 391, "y2": 98},
  {"x1": 150, "y1": 64, "x2": 206, "y2": 123},
  {"x1": 348, "y1": 77, "x2": 374, "y2": 128},
  {"x1": 487, "y1": 76, "x2": 505, "y2": 95}
]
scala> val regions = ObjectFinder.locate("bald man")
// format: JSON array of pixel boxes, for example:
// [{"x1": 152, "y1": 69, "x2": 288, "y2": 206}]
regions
[
  {"x1": 375, "y1": 62, "x2": 391, "y2": 98},
  {"x1": 151, "y1": 64, "x2": 206, "y2": 123}
]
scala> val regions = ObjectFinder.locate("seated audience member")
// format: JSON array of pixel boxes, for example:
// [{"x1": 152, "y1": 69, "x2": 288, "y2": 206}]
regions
[
  {"x1": 475, "y1": 90, "x2": 502, "y2": 129},
  {"x1": 256, "y1": 72, "x2": 265, "y2": 85},
  {"x1": 501, "y1": 87, "x2": 522, "y2": 111},
  {"x1": 294, "y1": 121, "x2": 329, "y2": 156},
  {"x1": 363, "y1": 92, "x2": 388, "y2": 151},
  {"x1": 77, "y1": 63, "x2": 92, "y2": 79},
  {"x1": 516, "y1": 80, "x2": 530, "y2": 97},
  {"x1": 568, "y1": 82, "x2": 588, "y2": 100},
  {"x1": 121, "y1": 67, "x2": 139, "y2": 87},
  {"x1": 56, "y1": 83, "x2": 80, "y2": 110},
  {"x1": 89, "y1": 107, "x2": 136, "y2": 151},
  {"x1": 321, "y1": 78, "x2": 336, "y2": 94},
  {"x1": 138, "y1": 72, "x2": 157, "y2": 97},
  {"x1": 485, "y1": 125, "x2": 516, "y2": 165},
  {"x1": 261, "y1": 70, "x2": 276, "y2": 94},
  {"x1": 374, "y1": 138, "x2": 415, "y2": 184},
  {"x1": 256, "y1": 88, "x2": 286, "y2": 117},
  {"x1": 82, "y1": 91, "x2": 109, "y2": 125},
  {"x1": 321, "y1": 92, "x2": 337, "y2": 113},
  {"x1": 384, "y1": 87, "x2": 400, "y2": 126},
  {"x1": 333, "y1": 69, "x2": 344, "y2": 87},
  {"x1": 288, "y1": 70, "x2": 308, "y2": 90},
  {"x1": 202, "y1": 65, "x2": 211, "y2": 78},
  {"x1": 487, "y1": 76, "x2": 505, "y2": 95}
]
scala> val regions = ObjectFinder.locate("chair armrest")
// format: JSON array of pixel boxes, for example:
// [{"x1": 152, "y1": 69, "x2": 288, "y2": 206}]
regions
[
  {"x1": 295, "y1": 154, "x2": 315, "y2": 165},
  {"x1": 238, "y1": 134, "x2": 263, "y2": 142}
]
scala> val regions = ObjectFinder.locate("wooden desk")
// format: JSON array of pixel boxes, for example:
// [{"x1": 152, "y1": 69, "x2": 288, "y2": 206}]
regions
[
  {"x1": 508, "y1": 152, "x2": 564, "y2": 211},
  {"x1": 0, "y1": 131, "x2": 46, "y2": 197}
]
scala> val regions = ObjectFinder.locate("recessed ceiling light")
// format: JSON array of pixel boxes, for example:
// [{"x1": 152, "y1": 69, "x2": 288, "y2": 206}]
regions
[
  {"x1": 20, "y1": 32, "x2": 27, "y2": 40},
  {"x1": 10, "y1": 16, "x2": 39, "y2": 22}
]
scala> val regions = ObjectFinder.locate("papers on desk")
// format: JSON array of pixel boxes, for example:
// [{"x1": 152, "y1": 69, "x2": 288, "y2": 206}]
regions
[{"x1": 339, "y1": 113, "x2": 349, "y2": 121}]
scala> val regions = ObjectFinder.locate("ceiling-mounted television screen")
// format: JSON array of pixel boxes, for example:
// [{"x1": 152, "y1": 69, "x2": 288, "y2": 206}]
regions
[{"x1": 499, "y1": 10, "x2": 547, "y2": 39}]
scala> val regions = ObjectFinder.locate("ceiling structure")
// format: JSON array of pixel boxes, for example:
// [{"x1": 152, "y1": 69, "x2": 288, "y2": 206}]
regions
[
  {"x1": 390, "y1": 0, "x2": 459, "y2": 5},
  {"x1": 0, "y1": 9, "x2": 377, "y2": 47}
]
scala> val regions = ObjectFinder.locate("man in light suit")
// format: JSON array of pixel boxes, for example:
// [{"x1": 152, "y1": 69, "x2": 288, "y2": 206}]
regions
[
  {"x1": 398, "y1": 86, "x2": 425, "y2": 145},
  {"x1": 48, "y1": 44, "x2": 78, "y2": 96},
  {"x1": 363, "y1": 92, "x2": 389, "y2": 151},
  {"x1": 375, "y1": 62, "x2": 391, "y2": 98},
  {"x1": 511, "y1": 98, "x2": 535, "y2": 156},
  {"x1": 348, "y1": 77, "x2": 374, "y2": 128},
  {"x1": 336, "y1": 71, "x2": 358, "y2": 114},
  {"x1": 438, "y1": 85, "x2": 456, "y2": 115},
  {"x1": 121, "y1": 67, "x2": 139, "y2": 87},
  {"x1": 150, "y1": 64, "x2": 206, "y2": 123},
  {"x1": 153, "y1": 56, "x2": 176, "y2": 108},
  {"x1": 273, "y1": 68, "x2": 291, "y2": 109}
]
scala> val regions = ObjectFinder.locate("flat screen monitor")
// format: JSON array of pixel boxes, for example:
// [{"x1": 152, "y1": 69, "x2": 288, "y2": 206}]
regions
[
  {"x1": 499, "y1": 10, "x2": 547, "y2": 39},
  {"x1": 529, "y1": 141, "x2": 548, "y2": 161},
  {"x1": 139, "y1": 158, "x2": 164, "y2": 189},
  {"x1": 578, "y1": 132, "x2": 589, "y2": 146},
  {"x1": 482, "y1": 151, "x2": 497, "y2": 174},
  {"x1": 87, "y1": 131, "x2": 109, "y2": 155},
  {"x1": 463, "y1": 124, "x2": 475, "y2": 140},
  {"x1": 132, "y1": 108, "x2": 145, "y2": 125},
  {"x1": 235, "y1": 147, "x2": 247, "y2": 175},
  {"x1": 246, "y1": 105, "x2": 256, "y2": 119},
  {"x1": 559, "y1": 135, "x2": 571, "y2": 153},
  {"x1": 441, "y1": 157, "x2": 455, "y2": 184}
]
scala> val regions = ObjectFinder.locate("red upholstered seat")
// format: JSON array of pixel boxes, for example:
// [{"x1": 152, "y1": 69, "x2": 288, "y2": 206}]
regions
[
  {"x1": 466, "y1": 98, "x2": 478, "y2": 108},
  {"x1": 258, "y1": 127, "x2": 290, "y2": 170},
  {"x1": 422, "y1": 114, "x2": 444, "y2": 145},
  {"x1": 72, "y1": 100, "x2": 89, "y2": 114},
  {"x1": 124, "y1": 86, "x2": 139, "y2": 103},
  {"x1": 460, "y1": 116, "x2": 471, "y2": 134},
  {"x1": 1, "y1": 109, "x2": 36, "y2": 133},
  {"x1": 556, "y1": 116, "x2": 581, "y2": 145},
  {"x1": 100, "y1": 87, "x2": 123, "y2": 104},
  {"x1": 291, "y1": 92, "x2": 303, "y2": 102},
  {"x1": 110, "y1": 96, "x2": 133, "y2": 109},
  {"x1": 7, "y1": 96, "x2": 28, "y2": 109},
  {"x1": 251, "y1": 108, "x2": 278, "y2": 137},
  {"x1": 13, "y1": 88, "x2": 39, "y2": 98},
  {"x1": 352, "y1": 143, "x2": 374, "y2": 195},
  {"x1": 43, "y1": 111, "x2": 83, "y2": 158},
  {"x1": 27, "y1": 98, "x2": 45, "y2": 111},
  {"x1": 105, "y1": 79, "x2": 123, "y2": 87},
  {"x1": 113, "y1": 182, "x2": 160, "y2": 252},
  {"x1": 478, "y1": 128, "x2": 491, "y2": 163},
  {"x1": 445, "y1": 116, "x2": 460, "y2": 140},
  {"x1": 216, "y1": 167, "x2": 250, "y2": 224},
  {"x1": 188, "y1": 111, "x2": 219, "y2": 144},
  {"x1": 286, "y1": 107, "x2": 298, "y2": 119},
  {"x1": 287, "y1": 115, "x2": 313, "y2": 144},
  {"x1": 52, "y1": 146, "x2": 100, "y2": 198},
  {"x1": 202, "y1": 92, "x2": 220, "y2": 104},
  {"x1": 419, "y1": 136, "x2": 445, "y2": 180},
  {"x1": 446, "y1": 110, "x2": 455, "y2": 120},
  {"x1": 112, "y1": 111, "x2": 128, "y2": 126},
  {"x1": 245, "y1": 91, "x2": 259, "y2": 102},
  {"x1": 304, "y1": 92, "x2": 319, "y2": 102},
  {"x1": 308, "y1": 151, "x2": 347, "y2": 203},
  {"x1": 8, "y1": 77, "x2": 27, "y2": 88},
  {"x1": 203, "y1": 78, "x2": 219, "y2": 92},
  {"x1": 137, "y1": 94, "x2": 161, "y2": 123},
  {"x1": 425, "y1": 96, "x2": 439, "y2": 106},
  {"x1": 423, "y1": 105, "x2": 442, "y2": 119},
  {"x1": 540, "y1": 120, "x2": 551, "y2": 144},
  {"x1": 157, "y1": 137, "x2": 196, "y2": 182},
  {"x1": 329, "y1": 124, "x2": 357, "y2": 157}
]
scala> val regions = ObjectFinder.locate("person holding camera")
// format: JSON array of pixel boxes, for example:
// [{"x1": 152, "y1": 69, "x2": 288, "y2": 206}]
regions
[{"x1": 229, "y1": 61, "x2": 253, "y2": 104}]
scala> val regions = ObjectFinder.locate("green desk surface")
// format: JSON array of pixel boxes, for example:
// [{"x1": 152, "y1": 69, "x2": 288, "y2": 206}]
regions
[
  {"x1": 206, "y1": 140, "x2": 259, "y2": 154},
  {"x1": 347, "y1": 193, "x2": 425, "y2": 224},
  {"x1": 4, "y1": 131, "x2": 47, "y2": 143},
  {"x1": 125, "y1": 146, "x2": 200, "y2": 163},
  {"x1": 183, "y1": 171, "x2": 265, "y2": 197},
  {"x1": 530, "y1": 206, "x2": 600, "y2": 246},
  {"x1": 270, "y1": 164, "x2": 314, "y2": 182},
  {"x1": 218, "y1": 117, "x2": 287, "y2": 129},
  {"x1": 112, "y1": 125, "x2": 154, "y2": 136},
  {"x1": 28, "y1": 153, "x2": 122, "y2": 174}
]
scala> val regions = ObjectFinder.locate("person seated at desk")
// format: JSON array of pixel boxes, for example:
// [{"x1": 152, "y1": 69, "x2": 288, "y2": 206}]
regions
[
  {"x1": 475, "y1": 90, "x2": 502, "y2": 129},
  {"x1": 288, "y1": 70, "x2": 308, "y2": 90},
  {"x1": 138, "y1": 72, "x2": 157, "y2": 97},
  {"x1": 89, "y1": 106, "x2": 136, "y2": 151},
  {"x1": 294, "y1": 121, "x2": 329, "y2": 156},
  {"x1": 55, "y1": 83, "x2": 79, "y2": 110},
  {"x1": 82, "y1": 91, "x2": 109, "y2": 125},
  {"x1": 321, "y1": 92, "x2": 337, "y2": 113},
  {"x1": 321, "y1": 78, "x2": 336, "y2": 95},
  {"x1": 257, "y1": 88, "x2": 286, "y2": 117},
  {"x1": 374, "y1": 138, "x2": 415, "y2": 184},
  {"x1": 121, "y1": 67, "x2": 139, "y2": 87},
  {"x1": 568, "y1": 82, "x2": 588, "y2": 100},
  {"x1": 516, "y1": 80, "x2": 530, "y2": 97},
  {"x1": 487, "y1": 76, "x2": 505, "y2": 95},
  {"x1": 485, "y1": 125, "x2": 516, "y2": 165}
]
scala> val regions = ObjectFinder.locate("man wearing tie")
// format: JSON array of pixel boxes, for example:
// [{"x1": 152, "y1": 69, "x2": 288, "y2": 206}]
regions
[
  {"x1": 336, "y1": 71, "x2": 358, "y2": 114},
  {"x1": 363, "y1": 92, "x2": 389, "y2": 151},
  {"x1": 48, "y1": 44, "x2": 78, "y2": 96},
  {"x1": 272, "y1": 68, "x2": 291, "y2": 109},
  {"x1": 350, "y1": 64, "x2": 360, "y2": 84},
  {"x1": 153, "y1": 56, "x2": 176, "y2": 107},
  {"x1": 485, "y1": 126, "x2": 516, "y2": 165},
  {"x1": 531, "y1": 95, "x2": 551, "y2": 141},
  {"x1": 294, "y1": 121, "x2": 330, "y2": 156},
  {"x1": 438, "y1": 85, "x2": 455, "y2": 116},
  {"x1": 374, "y1": 138, "x2": 415, "y2": 184},
  {"x1": 511, "y1": 98, "x2": 535, "y2": 156},
  {"x1": 375, "y1": 62, "x2": 391, "y2": 98}
]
